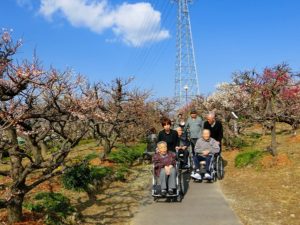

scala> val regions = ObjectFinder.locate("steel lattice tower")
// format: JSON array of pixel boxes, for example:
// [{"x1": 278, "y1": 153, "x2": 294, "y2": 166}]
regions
[{"x1": 173, "y1": 0, "x2": 199, "y2": 105}]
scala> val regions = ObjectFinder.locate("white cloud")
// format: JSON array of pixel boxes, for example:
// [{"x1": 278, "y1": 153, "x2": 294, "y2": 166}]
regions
[{"x1": 37, "y1": 0, "x2": 170, "y2": 47}]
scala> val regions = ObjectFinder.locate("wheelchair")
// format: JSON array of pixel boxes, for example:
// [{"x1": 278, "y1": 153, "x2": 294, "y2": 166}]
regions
[
  {"x1": 151, "y1": 159, "x2": 184, "y2": 202},
  {"x1": 191, "y1": 153, "x2": 224, "y2": 182}
]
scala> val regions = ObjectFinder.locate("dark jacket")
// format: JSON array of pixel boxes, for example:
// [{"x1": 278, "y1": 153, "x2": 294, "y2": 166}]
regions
[
  {"x1": 203, "y1": 120, "x2": 223, "y2": 143},
  {"x1": 157, "y1": 129, "x2": 178, "y2": 152},
  {"x1": 152, "y1": 151, "x2": 176, "y2": 177},
  {"x1": 177, "y1": 132, "x2": 190, "y2": 149}
]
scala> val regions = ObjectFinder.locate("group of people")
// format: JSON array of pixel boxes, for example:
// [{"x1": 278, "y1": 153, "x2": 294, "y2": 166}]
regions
[{"x1": 150, "y1": 110, "x2": 223, "y2": 196}]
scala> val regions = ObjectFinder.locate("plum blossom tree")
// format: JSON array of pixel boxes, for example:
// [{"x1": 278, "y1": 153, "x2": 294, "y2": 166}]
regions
[
  {"x1": 0, "y1": 31, "x2": 95, "y2": 223},
  {"x1": 233, "y1": 64, "x2": 300, "y2": 155}
]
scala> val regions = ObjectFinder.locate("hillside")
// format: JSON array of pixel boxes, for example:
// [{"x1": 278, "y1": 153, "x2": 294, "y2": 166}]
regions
[{"x1": 220, "y1": 124, "x2": 300, "y2": 225}]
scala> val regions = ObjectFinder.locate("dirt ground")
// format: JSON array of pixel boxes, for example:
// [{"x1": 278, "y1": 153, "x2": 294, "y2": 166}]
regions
[
  {"x1": 220, "y1": 127, "x2": 300, "y2": 225},
  {"x1": 0, "y1": 142, "x2": 153, "y2": 225},
  {"x1": 1, "y1": 127, "x2": 299, "y2": 225}
]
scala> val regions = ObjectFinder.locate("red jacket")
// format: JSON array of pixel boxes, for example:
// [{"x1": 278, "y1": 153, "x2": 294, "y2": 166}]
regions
[{"x1": 152, "y1": 152, "x2": 176, "y2": 177}]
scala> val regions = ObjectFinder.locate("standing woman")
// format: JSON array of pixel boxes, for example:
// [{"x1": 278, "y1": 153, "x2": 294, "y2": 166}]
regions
[{"x1": 157, "y1": 117, "x2": 178, "y2": 153}]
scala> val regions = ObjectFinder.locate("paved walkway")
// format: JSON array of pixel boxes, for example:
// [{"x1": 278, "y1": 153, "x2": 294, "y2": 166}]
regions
[{"x1": 131, "y1": 173, "x2": 242, "y2": 225}]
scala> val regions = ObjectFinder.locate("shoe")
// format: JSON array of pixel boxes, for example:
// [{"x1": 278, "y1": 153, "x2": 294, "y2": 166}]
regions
[
  {"x1": 168, "y1": 189, "x2": 174, "y2": 195},
  {"x1": 191, "y1": 172, "x2": 202, "y2": 180},
  {"x1": 161, "y1": 189, "x2": 167, "y2": 196},
  {"x1": 204, "y1": 173, "x2": 212, "y2": 179}
]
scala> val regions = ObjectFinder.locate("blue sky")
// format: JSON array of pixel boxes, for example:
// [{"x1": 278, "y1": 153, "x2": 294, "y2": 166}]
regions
[{"x1": 1, "y1": 0, "x2": 300, "y2": 97}]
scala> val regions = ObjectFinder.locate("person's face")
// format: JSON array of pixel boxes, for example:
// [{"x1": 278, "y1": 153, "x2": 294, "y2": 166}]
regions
[
  {"x1": 202, "y1": 130, "x2": 210, "y2": 140},
  {"x1": 178, "y1": 114, "x2": 182, "y2": 119},
  {"x1": 207, "y1": 115, "x2": 215, "y2": 125},
  {"x1": 177, "y1": 127, "x2": 183, "y2": 136},
  {"x1": 163, "y1": 124, "x2": 171, "y2": 131},
  {"x1": 158, "y1": 144, "x2": 167, "y2": 155},
  {"x1": 191, "y1": 113, "x2": 197, "y2": 119}
]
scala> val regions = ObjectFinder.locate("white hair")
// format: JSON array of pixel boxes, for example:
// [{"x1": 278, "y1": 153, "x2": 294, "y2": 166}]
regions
[
  {"x1": 207, "y1": 112, "x2": 215, "y2": 118},
  {"x1": 157, "y1": 141, "x2": 167, "y2": 148}
]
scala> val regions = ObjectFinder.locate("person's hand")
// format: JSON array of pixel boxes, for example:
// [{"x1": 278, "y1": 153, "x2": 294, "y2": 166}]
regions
[
  {"x1": 182, "y1": 146, "x2": 187, "y2": 150},
  {"x1": 202, "y1": 150, "x2": 210, "y2": 156},
  {"x1": 165, "y1": 166, "x2": 170, "y2": 175},
  {"x1": 165, "y1": 165, "x2": 173, "y2": 175},
  {"x1": 175, "y1": 146, "x2": 180, "y2": 151}
]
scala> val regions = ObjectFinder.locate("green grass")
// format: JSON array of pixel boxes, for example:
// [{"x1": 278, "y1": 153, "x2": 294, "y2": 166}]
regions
[
  {"x1": 247, "y1": 132, "x2": 262, "y2": 139},
  {"x1": 84, "y1": 152, "x2": 99, "y2": 162},
  {"x1": 78, "y1": 139, "x2": 96, "y2": 146},
  {"x1": 235, "y1": 150, "x2": 264, "y2": 168}
]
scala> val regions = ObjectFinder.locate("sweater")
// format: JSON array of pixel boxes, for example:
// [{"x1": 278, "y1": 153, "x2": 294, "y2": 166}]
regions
[
  {"x1": 185, "y1": 116, "x2": 204, "y2": 139},
  {"x1": 194, "y1": 137, "x2": 220, "y2": 154},
  {"x1": 152, "y1": 152, "x2": 176, "y2": 177}
]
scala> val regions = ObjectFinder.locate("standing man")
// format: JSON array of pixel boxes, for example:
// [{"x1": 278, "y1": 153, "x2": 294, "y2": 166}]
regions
[
  {"x1": 185, "y1": 109, "x2": 204, "y2": 155},
  {"x1": 203, "y1": 112, "x2": 223, "y2": 152}
]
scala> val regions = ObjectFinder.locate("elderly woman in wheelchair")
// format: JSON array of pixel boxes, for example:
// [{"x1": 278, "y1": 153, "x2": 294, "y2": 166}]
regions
[
  {"x1": 152, "y1": 141, "x2": 177, "y2": 196},
  {"x1": 190, "y1": 129, "x2": 220, "y2": 181}
]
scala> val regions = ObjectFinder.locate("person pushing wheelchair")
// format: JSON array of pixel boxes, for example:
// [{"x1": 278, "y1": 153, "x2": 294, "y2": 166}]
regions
[{"x1": 190, "y1": 129, "x2": 220, "y2": 181}]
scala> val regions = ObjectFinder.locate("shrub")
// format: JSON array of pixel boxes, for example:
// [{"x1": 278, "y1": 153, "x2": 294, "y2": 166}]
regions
[
  {"x1": 90, "y1": 166, "x2": 113, "y2": 181},
  {"x1": 108, "y1": 143, "x2": 145, "y2": 165},
  {"x1": 61, "y1": 164, "x2": 92, "y2": 192},
  {"x1": 26, "y1": 192, "x2": 75, "y2": 225},
  {"x1": 0, "y1": 199, "x2": 5, "y2": 208},
  {"x1": 114, "y1": 165, "x2": 129, "y2": 181},
  {"x1": 61, "y1": 163, "x2": 112, "y2": 192},
  {"x1": 235, "y1": 150, "x2": 263, "y2": 168}
]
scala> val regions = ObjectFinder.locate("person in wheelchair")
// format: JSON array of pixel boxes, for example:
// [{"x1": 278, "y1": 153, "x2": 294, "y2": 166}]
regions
[
  {"x1": 191, "y1": 129, "x2": 220, "y2": 180},
  {"x1": 153, "y1": 141, "x2": 177, "y2": 196},
  {"x1": 175, "y1": 126, "x2": 190, "y2": 169}
]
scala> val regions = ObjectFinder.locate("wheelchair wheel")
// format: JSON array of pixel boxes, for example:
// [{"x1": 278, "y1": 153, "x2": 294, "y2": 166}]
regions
[{"x1": 216, "y1": 155, "x2": 224, "y2": 180}]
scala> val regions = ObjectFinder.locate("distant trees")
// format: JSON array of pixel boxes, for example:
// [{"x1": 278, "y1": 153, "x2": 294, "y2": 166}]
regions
[{"x1": 184, "y1": 64, "x2": 300, "y2": 156}]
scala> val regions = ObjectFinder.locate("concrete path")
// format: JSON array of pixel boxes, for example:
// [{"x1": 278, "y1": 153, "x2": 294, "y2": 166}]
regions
[{"x1": 131, "y1": 172, "x2": 242, "y2": 225}]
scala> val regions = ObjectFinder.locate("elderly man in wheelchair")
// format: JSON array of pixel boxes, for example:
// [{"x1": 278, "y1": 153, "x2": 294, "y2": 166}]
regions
[{"x1": 190, "y1": 129, "x2": 220, "y2": 181}]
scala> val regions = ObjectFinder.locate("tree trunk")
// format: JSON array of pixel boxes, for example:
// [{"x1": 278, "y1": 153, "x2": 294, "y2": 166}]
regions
[
  {"x1": 101, "y1": 139, "x2": 112, "y2": 160},
  {"x1": 39, "y1": 141, "x2": 48, "y2": 158},
  {"x1": 7, "y1": 193, "x2": 24, "y2": 224},
  {"x1": 6, "y1": 127, "x2": 26, "y2": 223},
  {"x1": 270, "y1": 120, "x2": 277, "y2": 156}
]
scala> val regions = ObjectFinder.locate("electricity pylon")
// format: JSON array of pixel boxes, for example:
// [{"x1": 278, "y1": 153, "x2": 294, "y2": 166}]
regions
[{"x1": 173, "y1": 0, "x2": 199, "y2": 105}]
